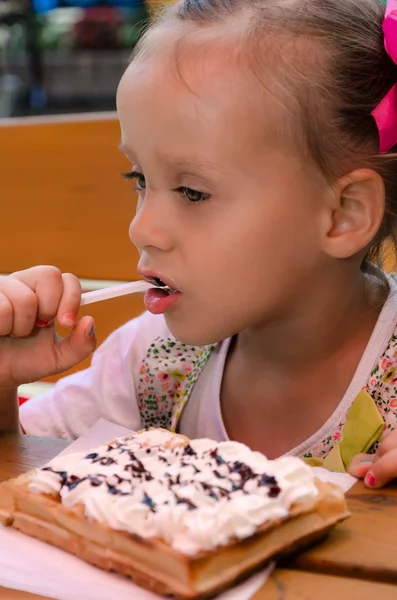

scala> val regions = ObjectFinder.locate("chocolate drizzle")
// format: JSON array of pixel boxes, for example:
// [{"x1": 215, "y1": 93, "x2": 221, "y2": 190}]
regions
[
  {"x1": 85, "y1": 453, "x2": 117, "y2": 467},
  {"x1": 175, "y1": 496, "x2": 197, "y2": 510},
  {"x1": 142, "y1": 492, "x2": 157, "y2": 511},
  {"x1": 182, "y1": 444, "x2": 197, "y2": 457},
  {"x1": 40, "y1": 436, "x2": 283, "y2": 514},
  {"x1": 210, "y1": 449, "x2": 226, "y2": 465}
]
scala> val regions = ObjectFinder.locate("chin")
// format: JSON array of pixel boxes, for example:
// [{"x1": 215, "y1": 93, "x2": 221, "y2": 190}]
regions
[{"x1": 164, "y1": 315, "x2": 224, "y2": 347}]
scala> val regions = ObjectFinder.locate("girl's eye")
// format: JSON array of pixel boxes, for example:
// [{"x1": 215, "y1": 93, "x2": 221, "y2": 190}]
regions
[
  {"x1": 122, "y1": 173, "x2": 210, "y2": 203},
  {"x1": 174, "y1": 186, "x2": 210, "y2": 203},
  {"x1": 122, "y1": 171, "x2": 146, "y2": 192}
]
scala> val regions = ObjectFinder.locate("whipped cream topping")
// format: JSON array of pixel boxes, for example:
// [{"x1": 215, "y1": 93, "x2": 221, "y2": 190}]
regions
[{"x1": 28, "y1": 430, "x2": 319, "y2": 555}]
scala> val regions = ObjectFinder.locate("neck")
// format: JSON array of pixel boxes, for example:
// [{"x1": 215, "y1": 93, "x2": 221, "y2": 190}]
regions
[{"x1": 235, "y1": 265, "x2": 388, "y2": 374}]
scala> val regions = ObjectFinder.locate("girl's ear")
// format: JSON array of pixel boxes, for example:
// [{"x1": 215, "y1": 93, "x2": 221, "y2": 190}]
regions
[{"x1": 322, "y1": 169, "x2": 385, "y2": 259}]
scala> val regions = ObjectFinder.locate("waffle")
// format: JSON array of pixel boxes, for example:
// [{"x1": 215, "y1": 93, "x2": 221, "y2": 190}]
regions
[{"x1": 0, "y1": 429, "x2": 349, "y2": 598}]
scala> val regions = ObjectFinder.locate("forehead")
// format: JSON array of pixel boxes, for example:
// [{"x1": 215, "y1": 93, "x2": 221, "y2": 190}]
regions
[{"x1": 116, "y1": 23, "x2": 292, "y2": 165}]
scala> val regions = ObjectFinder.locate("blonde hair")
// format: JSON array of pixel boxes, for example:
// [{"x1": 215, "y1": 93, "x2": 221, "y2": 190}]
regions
[{"x1": 134, "y1": 0, "x2": 397, "y2": 269}]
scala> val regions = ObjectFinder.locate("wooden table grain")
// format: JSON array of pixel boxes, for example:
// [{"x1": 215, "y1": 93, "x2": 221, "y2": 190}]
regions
[
  {"x1": 0, "y1": 435, "x2": 69, "y2": 483},
  {"x1": 254, "y1": 569, "x2": 397, "y2": 600},
  {"x1": 292, "y1": 481, "x2": 397, "y2": 584},
  {"x1": 1, "y1": 434, "x2": 397, "y2": 599}
]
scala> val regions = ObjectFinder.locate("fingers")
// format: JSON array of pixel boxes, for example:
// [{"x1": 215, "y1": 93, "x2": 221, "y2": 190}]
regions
[
  {"x1": 6, "y1": 266, "x2": 82, "y2": 333},
  {"x1": 364, "y1": 447, "x2": 397, "y2": 489},
  {"x1": 9, "y1": 265, "x2": 61, "y2": 291},
  {"x1": 53, "y1": 316, "x2": 97, "y2": 372},
  {"x1": 360, "y1": 430, "x2": 397, "y2": 488},
  {"x1": 0, "y1": 293, "x2": 13, "y2": 335},
  {"x1": 348, "y1": 453, "x2": 374, "y2": 479},
  {"x1": 0, "y1": 279, "x2": 38, "y2": 337},
  {"x1": 373, "y1": 429, "x2": 397, "y2": 459},
  {"x1": 0, "y1": 267, "x2": 95, "y2": 385},
  {"x1": 350, "y1": 431, "x2": 397, "y2": 488},
  {"x1": 57, "y1": 273, "x2": 82, "y2": 327},
  {"x1": 19, "y1": 266, "x2": 64, "y2": 322}
]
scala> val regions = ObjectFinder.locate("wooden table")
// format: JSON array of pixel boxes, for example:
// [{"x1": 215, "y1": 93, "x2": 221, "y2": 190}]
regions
[{"x1": 1, "y1": 435, "x2": 397, "y2": 599}]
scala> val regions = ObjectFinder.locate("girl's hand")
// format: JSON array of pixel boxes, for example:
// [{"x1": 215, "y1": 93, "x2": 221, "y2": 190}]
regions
[
  {"x1": 349, "y1": 430, "x2": 397, "y2": 488},
  {"x1": 0, "y1": 266, "x2": 96, "y2": 389}
]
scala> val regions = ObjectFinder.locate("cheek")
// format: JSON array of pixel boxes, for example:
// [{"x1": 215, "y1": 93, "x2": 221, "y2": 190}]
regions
[
  {"x1": 197, "y1": 203, "x2": 299, "y2": 268},
  {"x1": 235, "y1": 191, "x2": 318, "y2": 257},
  {"x1": 183, "y1": 196, "x2": 320, "y2": 301}
]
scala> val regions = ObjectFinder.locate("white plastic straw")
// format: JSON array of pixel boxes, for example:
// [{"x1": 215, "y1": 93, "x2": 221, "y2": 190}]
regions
[{"x1": 80, "y1": 281, "x2": 154, "y2": 307}]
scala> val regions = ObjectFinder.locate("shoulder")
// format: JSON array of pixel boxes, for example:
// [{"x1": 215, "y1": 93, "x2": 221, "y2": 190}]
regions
[
  {"x1": 366, "y1": 273, "x2": 397, "y2": 367},
  {"x1": 364, "y1": 274, "x2": 397, "y2": 444}
]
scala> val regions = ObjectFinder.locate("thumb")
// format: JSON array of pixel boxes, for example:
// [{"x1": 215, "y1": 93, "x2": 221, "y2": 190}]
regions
[
  {"x1": 54, "y1": 317, "x2": 97, "y2": 373},
  {"x1": 348, "y1": 452, "x2": 375, "y2": 478}
]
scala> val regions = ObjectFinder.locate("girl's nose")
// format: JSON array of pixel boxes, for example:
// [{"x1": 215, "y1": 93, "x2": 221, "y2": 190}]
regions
[{"x1": 129, "y1": 192, "x2": 173, "y2": 253}]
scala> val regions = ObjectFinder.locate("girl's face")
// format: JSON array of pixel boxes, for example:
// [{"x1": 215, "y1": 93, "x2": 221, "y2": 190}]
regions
[{"x1": 117, "y1": 29, "x2": 330, "y2": 345}]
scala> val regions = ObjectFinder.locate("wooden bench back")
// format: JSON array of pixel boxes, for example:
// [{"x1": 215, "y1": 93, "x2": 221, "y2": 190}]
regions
[
  {"x1": 0, "y1": 114, "x2": 139, "y2": 281},
  {"x1": 0, "y1": 115, "x2": 144, "y2": 381}
]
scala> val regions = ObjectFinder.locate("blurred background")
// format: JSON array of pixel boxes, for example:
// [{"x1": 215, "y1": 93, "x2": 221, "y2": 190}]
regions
[
  {"x1": 0, "y1": 0, "x2": 155, "y2": 116},
  {"x1": 0, "y1": 0, "x2": 172, "y2": 393}
]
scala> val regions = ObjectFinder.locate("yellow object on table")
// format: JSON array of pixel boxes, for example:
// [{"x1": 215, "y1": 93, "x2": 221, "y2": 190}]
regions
[{"x1": 304, "y1": 389, "x2": 384, "y2": 473}]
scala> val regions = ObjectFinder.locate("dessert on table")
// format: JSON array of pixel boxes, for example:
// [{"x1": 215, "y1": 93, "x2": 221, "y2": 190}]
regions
[{"x1": 0, "y1": 428, "x2": 349, "y2": 598}]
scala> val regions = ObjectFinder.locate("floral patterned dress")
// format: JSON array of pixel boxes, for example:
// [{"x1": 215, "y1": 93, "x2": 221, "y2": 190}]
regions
[{"x1": 137, "y1": 330, "x2": 397, "y2": 473}]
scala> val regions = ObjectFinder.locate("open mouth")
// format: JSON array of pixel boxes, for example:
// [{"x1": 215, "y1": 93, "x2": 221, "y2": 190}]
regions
[
  {"x1": 142, "y1": 275, "x2": 182, "y2": 314},
  {"x1": 146, "y1": 276, "x2": 178, "y2": 296}
]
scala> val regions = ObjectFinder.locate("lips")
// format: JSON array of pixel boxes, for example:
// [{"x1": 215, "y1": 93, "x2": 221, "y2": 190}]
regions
[
  {"x1": 144, "y1": 287, "x2": 182, "y2": 315},
  {"x1": 139, "y1": 271, "x2": 179, "y2": 294},
  {"x1": 138, "y1": 269, "x2": 182, "y2": 315}
]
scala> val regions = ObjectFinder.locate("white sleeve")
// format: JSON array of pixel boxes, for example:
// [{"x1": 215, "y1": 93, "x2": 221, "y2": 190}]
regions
[{"x1": 20, "y1": 312, "x2": 170, "y2": 440}]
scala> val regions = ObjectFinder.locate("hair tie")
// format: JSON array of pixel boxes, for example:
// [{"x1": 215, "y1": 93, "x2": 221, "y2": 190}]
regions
[{"x1": 372, "y1": 0, "x2": 397, "y2": 153}]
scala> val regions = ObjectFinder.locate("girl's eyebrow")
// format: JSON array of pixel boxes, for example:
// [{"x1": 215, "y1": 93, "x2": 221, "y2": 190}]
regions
[
  {"x1": 119, "y1": 142, "x2": 224, "y2": 174},
  {"x1": 168, "y1": 156, "x2": 223, "y2": 174}
]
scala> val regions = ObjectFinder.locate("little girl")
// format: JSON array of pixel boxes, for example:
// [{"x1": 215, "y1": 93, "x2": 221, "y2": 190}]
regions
[{"x1": 2, "y1": 0, "x2": 397, "y2": 489}]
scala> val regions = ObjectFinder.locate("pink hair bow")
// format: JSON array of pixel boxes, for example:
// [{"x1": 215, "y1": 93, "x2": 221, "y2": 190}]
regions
[{"x1": 372, "y1": 0, "x2": 397, "y2": 153}]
